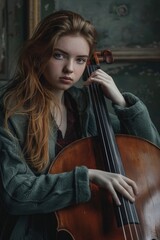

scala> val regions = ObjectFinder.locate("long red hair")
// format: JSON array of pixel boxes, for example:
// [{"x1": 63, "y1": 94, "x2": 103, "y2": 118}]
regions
[{"x1": 3, "y1": 10, "x2": 97, "y2": 172}]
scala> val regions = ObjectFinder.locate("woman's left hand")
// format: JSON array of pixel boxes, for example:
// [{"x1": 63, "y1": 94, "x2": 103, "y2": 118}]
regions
[{"x1": 84, "y1": 69, "x2": 127, "y2": 107}]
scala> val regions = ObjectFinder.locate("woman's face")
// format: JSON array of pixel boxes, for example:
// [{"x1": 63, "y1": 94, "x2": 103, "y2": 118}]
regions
[{"x1": 43, "y1": 35, "x2": 90, "y2": 91}]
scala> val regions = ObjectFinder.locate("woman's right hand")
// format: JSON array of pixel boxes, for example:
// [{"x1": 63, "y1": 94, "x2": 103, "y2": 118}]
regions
[{"x1": 88, "y1": 169, "x2": 138, "y2": 206}]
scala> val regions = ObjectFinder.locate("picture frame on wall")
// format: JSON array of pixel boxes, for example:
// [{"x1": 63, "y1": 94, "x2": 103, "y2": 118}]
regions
[
  {"x1": 28, "y1": 0, "x2": 160, "y2": 62},
  {"x1": 28, "y1": 0, "x2": 41, "y2": 38}
]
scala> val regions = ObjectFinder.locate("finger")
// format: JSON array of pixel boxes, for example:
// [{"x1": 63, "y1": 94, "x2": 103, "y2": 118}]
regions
[
  {"x1": 83, "y1": 74, "x2": 100, "y2": 85},
  {"x1": 91, "y1": 69, "x2": 112, "y2": 80},
  {"x1": 114, "y1": 183, "x2": 136, "y2": 203},
  {"x1": 105, "y1": 183, "x2": 121, "y2": 206},
  {"x1": 123, "y1": 177, "x2": 138, "y2": 195},
  {"x1": 120, "y1": 181, "x2": 135, "y2": 199},
  {"x1": 84, "y1": 76, "x2": 102, "y2": 85},
  {"x1": 90, "y1": 76, "x2": 107, "y2": 84}
]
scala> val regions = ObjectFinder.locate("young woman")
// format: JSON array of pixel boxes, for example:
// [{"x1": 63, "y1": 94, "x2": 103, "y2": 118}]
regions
[{"x1": 0, "y1": 10, "x2": 159, "y2": 239}]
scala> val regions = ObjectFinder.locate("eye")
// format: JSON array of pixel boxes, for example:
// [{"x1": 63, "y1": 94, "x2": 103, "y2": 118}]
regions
[
  {"x1": 76, "y1": 58, "x2": 87, "y2": 64},
  {"x1": 53, "y1": 52, "x2": 64, "y2": 60}
]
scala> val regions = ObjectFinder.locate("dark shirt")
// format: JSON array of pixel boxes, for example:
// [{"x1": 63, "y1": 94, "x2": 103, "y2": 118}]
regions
[
  {"x1": 54, "y1": 93, "x2": 81, "y2": 239},
  {"x1": 55, "y1": 92, "x2": 81, "y2": 155}
]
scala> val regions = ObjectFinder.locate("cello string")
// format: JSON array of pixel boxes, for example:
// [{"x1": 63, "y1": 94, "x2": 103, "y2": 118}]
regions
[
  {"x1": 87, "y1": 64, "x2": 141, "y2": 240},
  {"x1": 91, "y1": 81, "x2": 134, "y2": 240},
  {"x1": 95, "y1": 84, "x2": 143, "y2": 240},
  {"x1": 86, "y1": 63, "x2": 141, "y2": 240},
  {"x1": 93, "y1": 83, "x2": 141, "y2": 240},
  {"x1": 86, "y1": 64, "x2": 129, "y2": 237}
]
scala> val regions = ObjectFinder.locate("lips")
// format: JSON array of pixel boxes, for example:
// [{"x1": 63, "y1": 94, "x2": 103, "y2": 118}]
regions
[
  {"x1": 60, "y1": 76, "x2": 73, "y2": 80},
  {"x1": 59, "y1": 76, "x2": 73, "y2": 84}
]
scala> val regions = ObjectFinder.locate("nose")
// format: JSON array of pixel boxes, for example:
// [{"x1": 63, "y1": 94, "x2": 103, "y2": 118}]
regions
[{"x1": 63, "y1": 59, "x2": 74, "y2": 73}]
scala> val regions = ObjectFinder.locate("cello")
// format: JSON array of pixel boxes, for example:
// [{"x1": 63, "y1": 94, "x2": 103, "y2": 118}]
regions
[{"x1": 49, "y1": 50, "x2": 160, "y2": 239}]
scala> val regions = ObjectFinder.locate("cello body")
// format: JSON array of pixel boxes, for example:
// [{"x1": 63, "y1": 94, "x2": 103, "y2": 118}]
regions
[
  {"x1": 49, "y1": 135, "x2": 160, "y2": 240},
  {"x1": 49, "y1": 50, "x2": 160, "y2": 239}
]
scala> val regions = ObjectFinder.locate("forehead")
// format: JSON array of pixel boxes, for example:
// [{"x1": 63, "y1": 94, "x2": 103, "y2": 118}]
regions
[{"x1": 54, "y1": 35, "x2": 90, "y2": 56}]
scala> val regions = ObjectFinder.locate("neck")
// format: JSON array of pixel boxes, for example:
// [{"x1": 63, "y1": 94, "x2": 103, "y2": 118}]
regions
[
  {"x1": 53, "y1": 90, "x2": 65, "y2": 106},
  {"x1": 51, "y1": 91, "x2": 67, "y2": 138}
]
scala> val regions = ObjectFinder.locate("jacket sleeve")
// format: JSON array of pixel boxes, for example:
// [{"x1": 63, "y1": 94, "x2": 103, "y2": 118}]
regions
[
  {"x1": 0, "y1": 122, "x2": 91, "y2": 216},
  {"x1": 111, "y1": 92, "x2": 160, "y2": 147}
]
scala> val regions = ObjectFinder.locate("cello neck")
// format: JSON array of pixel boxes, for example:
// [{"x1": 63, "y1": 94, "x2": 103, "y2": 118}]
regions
[
  {"x1": 84, "y1": 51, "x2": 124, "y2": 174},
  {"x1": 83, "y1": 51, "x2": 139, "y2": 227}
]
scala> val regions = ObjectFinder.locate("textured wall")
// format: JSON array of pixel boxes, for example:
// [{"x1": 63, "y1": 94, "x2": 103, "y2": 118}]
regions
[
  {"x1": 0, "y1": 0, "x2": 25, "y2": 80},
  {"x1": 0, "y1": 0, "x2": 160, "y2": 132},
  {"x1": 40, "y1": 0, "x2": 160, "y2": 132}
]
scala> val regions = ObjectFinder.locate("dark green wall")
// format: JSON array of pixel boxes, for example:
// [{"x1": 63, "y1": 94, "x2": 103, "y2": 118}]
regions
[
  {"x1": 1, "y1": 0, "x2": 160, "y2": 132},
  {"x1": 0, "y1": 0, "x2": 25, "y2": 81},
  {"x1": 40, "y1": 0, "x2": 160, "y2": 132}
]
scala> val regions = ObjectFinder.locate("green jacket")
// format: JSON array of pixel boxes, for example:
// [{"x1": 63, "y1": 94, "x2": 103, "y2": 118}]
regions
[{"x1": 0, "y1": 87, "x2": 160, "y2": 239}]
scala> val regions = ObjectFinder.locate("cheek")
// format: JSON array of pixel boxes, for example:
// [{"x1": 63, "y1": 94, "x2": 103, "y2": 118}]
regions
[{"x1": 76, "y1": 65, "x2": 86, "y2": 78}]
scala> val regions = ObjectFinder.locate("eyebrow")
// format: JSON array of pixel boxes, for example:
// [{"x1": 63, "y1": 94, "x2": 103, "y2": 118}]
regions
[{"x1": 54, "y1": 48, "x2": 89, "y2": 58}]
